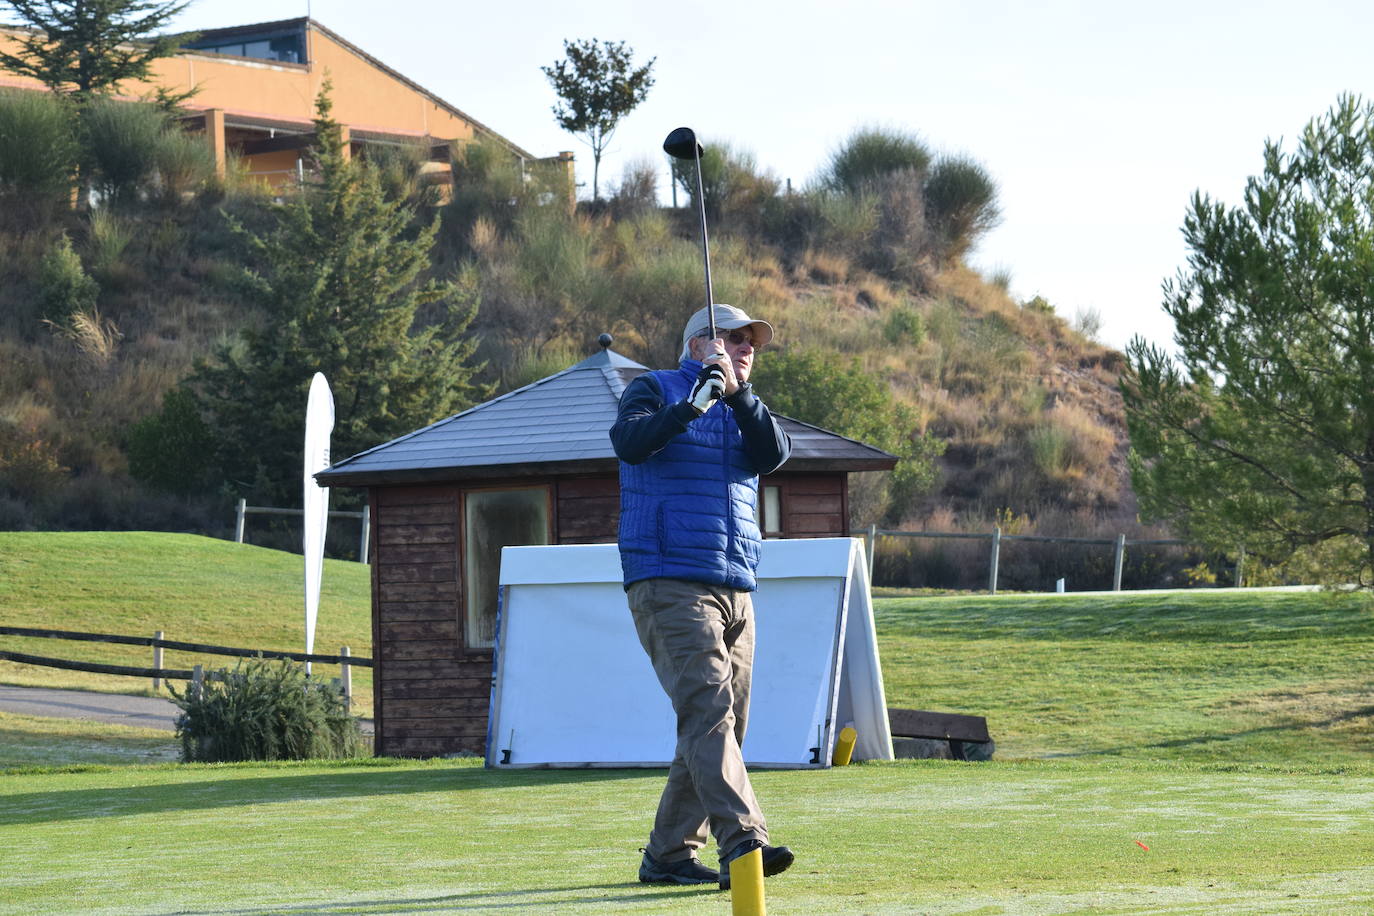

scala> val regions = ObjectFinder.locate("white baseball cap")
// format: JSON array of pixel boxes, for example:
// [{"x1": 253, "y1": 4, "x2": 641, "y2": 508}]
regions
[{"x1": 680, "y1": 304, "x2": 775, "y2": 353}]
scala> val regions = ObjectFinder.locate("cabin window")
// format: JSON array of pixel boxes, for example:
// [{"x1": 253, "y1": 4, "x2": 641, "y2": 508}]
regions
[
  {"x1": 462, "y1": 486, "x2": 551, "y2": 649},
  {"x1": 759, "y1": 485, "x2": 782, "y2": 537}
]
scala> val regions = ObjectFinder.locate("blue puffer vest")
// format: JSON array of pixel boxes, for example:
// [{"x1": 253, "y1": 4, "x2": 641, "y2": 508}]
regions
[{"x1": 619, "y1": 361, "x2": 763, "y2": 591}]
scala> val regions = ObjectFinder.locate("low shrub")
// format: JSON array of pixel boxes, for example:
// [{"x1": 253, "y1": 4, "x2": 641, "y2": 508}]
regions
[
  {"x1": 821, "y1": 126, "x2": 933, "y2": 195},
  {"x1": 127, "y1": 387, "x2": 216, "y2": 495},
  {"x1": 0, "y1": 88, "x2": 77, "y2": 224},
  {"x1": 82, "y1": 99, "x2": 166, "y2": 205},
  {"x1": 86, "y1": 209, "x2": 133, "y2": 279},
  {"x1": 923, "y1": 154, "x2": 1000, "y2": 262},
  {"x1": 670, "y1": 141, "x2": 780, "y2": 235},
  {"x1": 608, "y1": 157, "x2": 659, "y2": 219},
  {"x1": 151, "y1": 126, "x2": 217, "y2": 205},
  {"x1": 1028, "y1": 422, "x2": 1071, "y2": 477},
  {"x1": 883, "y1": 304, "x2": 925, "y2": 347},
  {"x1": 0, "y1": 421, "x2": 68, "y2": 505},
  {"x1": 170, "y1": 657, "x2": 368, "y2": 763},
  {"x1": 37, "y1": 234, "x2": 97, "y2": 321}
]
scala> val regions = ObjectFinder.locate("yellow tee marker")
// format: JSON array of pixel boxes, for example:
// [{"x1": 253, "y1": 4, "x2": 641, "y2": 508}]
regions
[
  {"x1": 832, "y1": 726, "x2": 858, "y2": 766},
  {"x1": 730, "y1": 846, "x2": 765, "y2": 915}
]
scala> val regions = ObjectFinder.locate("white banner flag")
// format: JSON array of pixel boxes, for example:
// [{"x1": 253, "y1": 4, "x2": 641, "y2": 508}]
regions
[{"x1": 303, "y1": 372, "x2": 335, "y2": 674}]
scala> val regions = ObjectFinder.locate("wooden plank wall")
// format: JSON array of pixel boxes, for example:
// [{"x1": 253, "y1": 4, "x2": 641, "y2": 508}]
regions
[
  {"x1": 556, "y1": 476, "x2": 619, "y2": 543},
  {"x1": 552, "y1": 473, "x2": 849, "y2": 543},
  {"x1": 766, "y1": 473, "x2": 847, "y2": 537},
  {"x1": 373, "y1": 485, "x2": 489, "y2": 757}
]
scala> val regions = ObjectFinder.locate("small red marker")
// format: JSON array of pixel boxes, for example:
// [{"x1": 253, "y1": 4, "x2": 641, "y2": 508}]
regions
[{"x1": 1135, "y1": 840, "x2": 1150, "y2": 851}]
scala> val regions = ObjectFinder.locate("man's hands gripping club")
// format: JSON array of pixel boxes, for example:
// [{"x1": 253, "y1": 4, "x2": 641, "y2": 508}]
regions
[
  {"x1": 686, "y1": 338, "x2": 744, "y2": 415},
  {"x1": 688, "y1": 362, "x2": 726, "y2": 414}
]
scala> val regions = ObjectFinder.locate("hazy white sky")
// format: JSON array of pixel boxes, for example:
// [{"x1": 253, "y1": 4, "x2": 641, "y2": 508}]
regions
[{"x1": 170, "y1": 0, "x2": 1374, "y2": 352}]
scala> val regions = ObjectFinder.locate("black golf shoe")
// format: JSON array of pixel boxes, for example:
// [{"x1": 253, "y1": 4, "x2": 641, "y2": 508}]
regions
[
  {"x1": 718, "y1": 839, "x2": 795, "y2": 890},
  {"x1": 638, "y1": 850, "x2": 719, "y2": 885}
]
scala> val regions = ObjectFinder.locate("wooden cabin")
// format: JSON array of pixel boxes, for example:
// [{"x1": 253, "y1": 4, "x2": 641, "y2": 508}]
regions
[{"x1": 316, "y1": 344, "x2": 897, "y2": 757}]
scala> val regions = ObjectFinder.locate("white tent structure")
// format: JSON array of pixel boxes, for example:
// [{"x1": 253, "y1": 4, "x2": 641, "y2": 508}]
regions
[{"x1": 486, "y1": 538, "x2": 892, "y2": 768}]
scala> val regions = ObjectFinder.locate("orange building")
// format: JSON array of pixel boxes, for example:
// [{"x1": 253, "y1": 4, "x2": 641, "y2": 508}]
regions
[{"x1": 0, "y1": 17, "x2": 573, "y2": 192}]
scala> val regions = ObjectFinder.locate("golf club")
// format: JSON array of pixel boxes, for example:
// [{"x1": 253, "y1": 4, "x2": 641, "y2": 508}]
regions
[{"x1": 663, "y1": 126, "x2": 716, "y2": 340}]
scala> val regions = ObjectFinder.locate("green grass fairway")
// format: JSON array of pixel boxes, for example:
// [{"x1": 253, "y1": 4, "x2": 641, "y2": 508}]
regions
[
  {"x1": 0, "y1": 711, "x2": 177, "y2": 768},
  {"x1": 876, "y1": 590, "x2": 1374, "y2": 766},
  {"x1": 0, "y1": 532, "x2": 374, "y2": 715},
  {"x1": 6, "y1": 533, "x2": 1374, "y2": 911},
  {"x1": 2, "y1": 757, "x2": 1372, "y2": 915}
]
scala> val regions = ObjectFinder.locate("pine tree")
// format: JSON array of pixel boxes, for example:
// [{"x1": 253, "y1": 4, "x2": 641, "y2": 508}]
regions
[
  {"x1": 187, "y1": 87, "x2": 486, "y2": 502},
  {"x1": 1123, "y1": 95, "x2": 1374, "y2": 586},
  {"x1": 0, "y1": 0, "x2": 188, "y2": 101}
]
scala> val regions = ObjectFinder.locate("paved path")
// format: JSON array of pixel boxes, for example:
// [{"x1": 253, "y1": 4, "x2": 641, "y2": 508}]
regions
[
  {"x1": 0, "y1": 685, "x2": 180, "y2": 730},
  {"x1": 0, "y1": 685, "x2": 374, "y2": 734}
]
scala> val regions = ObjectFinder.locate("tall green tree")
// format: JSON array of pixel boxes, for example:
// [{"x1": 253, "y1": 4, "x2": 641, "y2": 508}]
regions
[
  {"x1": 541, "y1": 38, "x2": 654, "y2": 202},
  {"x1": 1122, "y1": 94, "x2": 1374, "y2": 586},
  {"x1": 186, "y1": 88, "x2": 486, "y2": 503},
  {"x1": 0, "y1": 0, "x2": 188, "y2": 101}
]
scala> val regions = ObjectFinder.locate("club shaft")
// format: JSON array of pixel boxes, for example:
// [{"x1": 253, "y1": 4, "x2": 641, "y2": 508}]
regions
[{"x1": 693, "y1": 146, "x2": 716, "y2": 338}]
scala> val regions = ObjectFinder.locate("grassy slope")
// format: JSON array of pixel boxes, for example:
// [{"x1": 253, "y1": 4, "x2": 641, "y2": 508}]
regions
[
  {"x1": 0, "y1": 531, "x2": 374, "y2": 715},
  {"x1": 4, "y1": 533, "x2": 1373, "y2": 766}
]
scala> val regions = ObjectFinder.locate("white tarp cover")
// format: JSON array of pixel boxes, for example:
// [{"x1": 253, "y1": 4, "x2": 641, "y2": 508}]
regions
[{"x1": 486, "y1": 538, "x2": 892, "y2": 768}]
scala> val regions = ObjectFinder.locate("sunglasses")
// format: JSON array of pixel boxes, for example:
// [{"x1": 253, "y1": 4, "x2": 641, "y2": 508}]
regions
[{"x1": 696, "y1": 329, "x2": 758, "y2": 349}]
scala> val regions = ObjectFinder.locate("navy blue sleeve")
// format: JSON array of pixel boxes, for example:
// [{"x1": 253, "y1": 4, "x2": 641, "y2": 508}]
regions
[
  {"x1": 610, "y1": 374, "x2": 700, "y2": 465},
  {"x1": 724, "y1": 383, "x2": 791, "y2": 474}
]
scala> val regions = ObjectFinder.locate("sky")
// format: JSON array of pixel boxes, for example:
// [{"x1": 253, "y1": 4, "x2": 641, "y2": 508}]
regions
[{"x1": 167, "y1": 0, "x2": 1374, "y2": 353}]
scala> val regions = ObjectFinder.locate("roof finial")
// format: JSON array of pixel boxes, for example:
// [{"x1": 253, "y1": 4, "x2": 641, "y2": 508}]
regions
[{"x1": 597, "y1": 333, "x2": 613, "y2": 350}]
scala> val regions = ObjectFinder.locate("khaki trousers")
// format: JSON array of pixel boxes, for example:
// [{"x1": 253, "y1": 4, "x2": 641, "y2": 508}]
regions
[{"x1": 627, "y1": 577, "x2": 768, "y2": 863}]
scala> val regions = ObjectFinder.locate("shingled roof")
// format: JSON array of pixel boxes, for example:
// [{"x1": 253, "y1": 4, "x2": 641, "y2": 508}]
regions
[{"x1": 315, "y1": 347, "x2": 898, "y2": 487}]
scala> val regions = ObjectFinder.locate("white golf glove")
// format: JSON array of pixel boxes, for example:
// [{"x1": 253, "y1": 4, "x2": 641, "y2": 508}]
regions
[{"x1": 687, "y1": 364, "x2": 726, "y2": 414}]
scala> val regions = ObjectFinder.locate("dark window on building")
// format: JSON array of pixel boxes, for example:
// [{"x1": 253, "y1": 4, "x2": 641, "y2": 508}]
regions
[
  {"x1": 192, "y1": 32, "x2": 303, "y2": 64},
  {"x1": 462, "y1": 487, "x2": 551, "y2": 649}
]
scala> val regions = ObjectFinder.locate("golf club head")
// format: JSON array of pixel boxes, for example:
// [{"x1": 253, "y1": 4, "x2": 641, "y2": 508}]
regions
[{"x1": 663, "y1": 127, "x2": 703, "y2": 160}]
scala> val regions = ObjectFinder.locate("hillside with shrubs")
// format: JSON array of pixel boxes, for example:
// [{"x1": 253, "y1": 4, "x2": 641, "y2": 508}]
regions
[{"x1": 0, "y1": 89, "x2": 1176, "y2": 588}]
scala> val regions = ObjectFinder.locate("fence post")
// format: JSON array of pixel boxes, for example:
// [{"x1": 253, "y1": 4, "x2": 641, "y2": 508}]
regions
[
  {"x1": 1236, "y1": 546, "x2": 1245, "y2": 588},
  {"x1": 340, "y1": 646, "x2": 352, "y2": 711},
  {"x1": 192, "y1": 664, "x2": 204, "y2": 702},
  {"x1": 988, "y1": 526, "x2": 1001, "y2": 595},
  {"x1": 1112, "y1": 534, "x2": 1126, "y2": 591},
  {"x1": 152, "y1": 631, "x2": 164, "y2": 693},
  {"x1": 359, "y1": 504, "x2": 371, "y2": 564},
  {"x1": 867, "y1": 524, "x2": 877, "y2": 584},
  {"x1": 235, "y1": 498, "x2": 247, "y2": 544}
]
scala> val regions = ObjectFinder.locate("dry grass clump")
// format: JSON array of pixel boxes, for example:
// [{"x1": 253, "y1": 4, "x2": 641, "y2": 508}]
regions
[
  {"x1": 1025, "y1": 402, "x2": 1120, "y2": 506},
  {"x1": 799, "y1": 247, "x2": 851, "y2": 284},
  {"x1": 43, "y1": 308, "x2": 123, "y2": 367}
]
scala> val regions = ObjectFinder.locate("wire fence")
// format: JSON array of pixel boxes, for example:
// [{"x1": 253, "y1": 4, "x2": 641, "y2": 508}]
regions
[
  {"x1": 852, "y1": 526, "x2": 1242, "y2": 593},
  {"x1": 234, "y1": 498, "x2": 371, "y2": 563}
]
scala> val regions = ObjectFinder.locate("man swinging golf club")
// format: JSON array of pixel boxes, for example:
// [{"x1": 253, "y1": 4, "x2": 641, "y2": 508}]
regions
[{"x1": 610, "y1": 303, "x2": 796, "y2": 890}]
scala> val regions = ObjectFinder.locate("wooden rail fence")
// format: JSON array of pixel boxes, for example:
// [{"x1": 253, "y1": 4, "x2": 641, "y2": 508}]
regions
[{"x1": 0, "y1": 625, "x2": 373, "y2": 706}]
